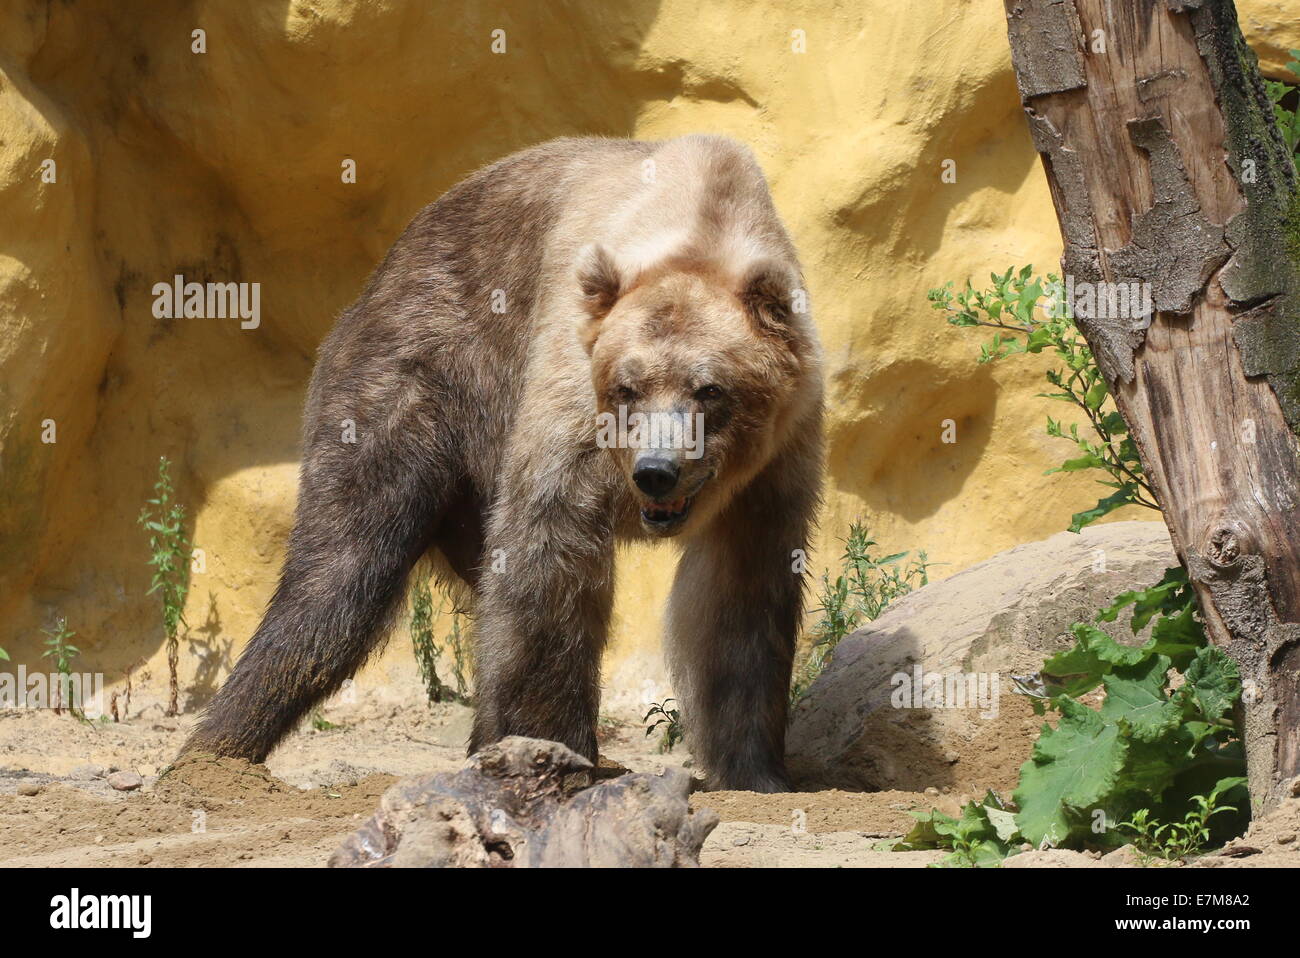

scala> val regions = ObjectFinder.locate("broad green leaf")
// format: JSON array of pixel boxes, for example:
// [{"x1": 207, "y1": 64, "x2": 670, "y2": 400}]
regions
[
  {"x1": 1041, "y1": 623, "x2": 1150, "y2": 697},
  {"x1": 1025, "y1": 327, "x2": 1052, "y2": 351},
  {"x1": 984, "y1": 805, "x2": 1021, "y2": 843},
  {"x1": 1095, "y1": 565, "x2": 1189, "y2": 631},
  {"x1": 1183, "y1": 647, "x2": 1241, "y2": 722},
  {"x1": 1053, "y1": 452, "x2": 1106, "y2": 473},
  {"x1": 895, "y1": 809, "x2": 962, "y2": 850},
  {"x1": 1183, "y1": 720, "x2": 1224, "y2": 751},
  {"x1": 1068, "y1": 487, "x2": 1135, "y2": 533},
  {"x1": 1122, "y1": 733, "x2": 1193, "y2": 798},
  {"x1": 1098, "y1": 411, "x2": 1128, "y2": 435},
  {"x1": 1143, "y1": 604, "x2": 1204, "y2": 671},
  {"x1": 1014, "y1": 698, "x2": 1128, "y2": 847},
  {"x1": 964, "y1": 841, "x2": 1009, "y2": 868},
  {"x1": 1040, "y1": 647, "x2": 1106, "y2": 698},
  {"x1": 1100, "y1": 655, "x2": 1182, "y2": 743},
  {"x1": 1208, "y1": 776, "x2": 1248, "y2": 803}
]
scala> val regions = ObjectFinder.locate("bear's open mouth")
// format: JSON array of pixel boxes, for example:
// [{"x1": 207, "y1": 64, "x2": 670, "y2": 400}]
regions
[{"x1": 641, "y1": 494, "x2": 694, "y2": 526}]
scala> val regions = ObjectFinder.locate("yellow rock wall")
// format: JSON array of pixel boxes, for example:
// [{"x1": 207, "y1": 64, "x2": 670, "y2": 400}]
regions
[{"x1": 1, "y1": 1, "x2": 1297, "y2": 716}]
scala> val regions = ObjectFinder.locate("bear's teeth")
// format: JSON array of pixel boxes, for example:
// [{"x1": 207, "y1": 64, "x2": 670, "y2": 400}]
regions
[{"x1": 644, "y1": 496, "x2": 690, "y2": 521}]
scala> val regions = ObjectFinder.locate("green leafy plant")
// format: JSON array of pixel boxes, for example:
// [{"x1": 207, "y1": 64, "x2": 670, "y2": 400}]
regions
[
  {"x1": 409, "y1": 575, "x2": 472, "y2": 704},
  {"x1": 1009, "y1": 523, "x2": 1246, "y2": 855},
  {"x1": 930, "y1": 266, "x2": 1158, "y2": 532},
  {"x1": 41, "y1": 618, "x2": 83, "y2": 719},
  {"x1": 1262, "y1": 50, "x2": 1300, "y2": 156},
  {"x1": 309, "y1": 707, "x2": 340, "y2": 732},
  {"x1": 888, "y1": 60, "x2": 1300, "y2": 857},
  {"x1": 792, "y1": 522, "x2": 930, "y2": 703},
  {"x1": 1118, "y1": 776, "x2": 1246, "y2": 863},
  {"x1": 410, "y1": 576, "x2": 453, "y2": 704},
  {"x1": 900, "y1": 777, "x2": 1247, "y2": 868},
  {"x1": 137, "y1": 456, "x2": 190, "y2": 717},
  {"x1": 897, "y1": 568, "x2": 1248, "y2": 865},
  {"x1": 644, "y1": 699, "x2": 684, "y2": 754},
  {"x1": 895, "y1": 791, "x2": 1020, "y2": 868}
]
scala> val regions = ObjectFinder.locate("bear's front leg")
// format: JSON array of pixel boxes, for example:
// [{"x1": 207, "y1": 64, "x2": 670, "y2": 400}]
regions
[
  {"x1": 468, "y1": 460, "x2": 616, "y2": 764},
  {"x1": 665, "y1": 442, "x2": 819, "y2": 793}
]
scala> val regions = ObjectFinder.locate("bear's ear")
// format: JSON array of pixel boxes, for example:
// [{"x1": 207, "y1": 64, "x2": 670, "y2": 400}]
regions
[
  {"x1": 738, "y1": 258, "x2": 801, "y2": 337},
  {"x1": 576, "y1": 243, "x2": 625, "y2": 317},
  {"x1": 575, "y1": 243, "x2": 626, "y2": 353}
]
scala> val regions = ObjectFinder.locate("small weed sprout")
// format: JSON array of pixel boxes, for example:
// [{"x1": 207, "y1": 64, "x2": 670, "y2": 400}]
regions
[
  {"x1": 644, "y1": 699, "x2": 684, "y2": 753},
  {"x1": 1118, "y1": 778, "x2": 1246, "y2": 863},
  {"x1": 409, "y1": 575, "x2": 472, "y2": 704},
  {"x1": 137, "y1": 456, "x2": 190, "y2": 716},
  {"x1": 1261, "y1": 49, "x2": 1300, "y2": 156},
  {"x1": 792, "y1": 522, "x2": 930, "y2": 703},
  {"x1": 41, "y1": 618, "x2": 82, "y2": 719},
  {"x1": 310, "y1": 707, "x2": 340, "y2": 732},
  {"x1": 443, "y1": 594, "x2": 473, "y2": 700}
]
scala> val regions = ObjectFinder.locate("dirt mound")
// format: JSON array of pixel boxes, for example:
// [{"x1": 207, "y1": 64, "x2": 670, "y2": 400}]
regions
[
  {"x1": 153, "y1": 752, "x2": 396, "y2": 822},
  {"x1": 154, "y1": 752, "x2": 285, "y2": 804}
]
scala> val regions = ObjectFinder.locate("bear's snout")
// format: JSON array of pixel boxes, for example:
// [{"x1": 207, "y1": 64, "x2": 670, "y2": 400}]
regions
[{"x1": 632, "y1": 454, "x2": 681, "y2": 497}]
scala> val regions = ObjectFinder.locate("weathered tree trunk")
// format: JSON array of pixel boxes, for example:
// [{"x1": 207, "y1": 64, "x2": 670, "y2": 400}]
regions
[{"x1": 1003, "y1": 0, "x2": 1300, "y2": 812}]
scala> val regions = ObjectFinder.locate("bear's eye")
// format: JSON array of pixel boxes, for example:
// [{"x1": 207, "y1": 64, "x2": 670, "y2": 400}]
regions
[
  {"x1": 614, "y1": 385, "x2": 637, "y2": 404},
  {"x1": 694, "y1": 384, "x2": 723, "y2": 402}
]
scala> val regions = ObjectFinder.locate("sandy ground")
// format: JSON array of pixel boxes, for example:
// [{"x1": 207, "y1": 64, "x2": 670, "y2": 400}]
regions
[
  {"x1": 2, "y1": 692, "x2": 1296, "y2": 868},
  {"x1": 0, "y1": 693, "x2": 956, "y2": 868}
]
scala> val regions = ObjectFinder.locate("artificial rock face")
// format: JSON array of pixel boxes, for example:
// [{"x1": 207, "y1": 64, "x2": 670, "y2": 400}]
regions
[{"x1": 3, "y1": 2, "x2": 1295, "y2": 720}]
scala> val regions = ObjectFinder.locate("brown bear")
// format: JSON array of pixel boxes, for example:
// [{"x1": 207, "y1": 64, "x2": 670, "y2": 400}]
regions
[{"x1": 183, "y1": 134, "x2": 823, "y2": 792}]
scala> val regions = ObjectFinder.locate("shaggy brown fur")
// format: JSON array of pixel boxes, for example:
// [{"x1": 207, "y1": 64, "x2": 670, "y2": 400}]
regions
[{"x1": 183, "y1": 134, "x2": 823, "y2": 792}]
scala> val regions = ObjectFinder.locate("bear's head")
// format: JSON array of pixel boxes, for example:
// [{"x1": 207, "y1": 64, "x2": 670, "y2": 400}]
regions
[{"x1": 576, "y1": 243, "x2": 819, "y2": 538}]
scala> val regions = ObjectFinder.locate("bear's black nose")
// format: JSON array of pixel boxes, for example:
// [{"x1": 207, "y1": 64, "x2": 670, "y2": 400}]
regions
[{"x1": 633, "y1": 457, "x2": 680, "y2": 497}]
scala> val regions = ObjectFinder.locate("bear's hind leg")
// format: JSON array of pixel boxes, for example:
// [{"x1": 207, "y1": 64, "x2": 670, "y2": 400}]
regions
[{"x1": 182, "y1": 427, "x2": 449, "y2": 762}]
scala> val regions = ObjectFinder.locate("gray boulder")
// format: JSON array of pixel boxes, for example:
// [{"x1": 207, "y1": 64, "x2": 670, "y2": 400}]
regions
[{"x1": 787, "y1": 521, "x2": 1176, "y2": 794}]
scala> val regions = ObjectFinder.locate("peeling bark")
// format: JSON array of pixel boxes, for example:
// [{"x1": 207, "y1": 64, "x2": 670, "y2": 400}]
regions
[
  {"x1": 1110, "y1": 117, "x2": 1228, "y2": 316},
  {"x1": 1008, "y1": 0, "x2": 1089, "y2": 97},
  {"x1": 1004, "y1": 0, "x2": 1300, "y2": 811}
]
